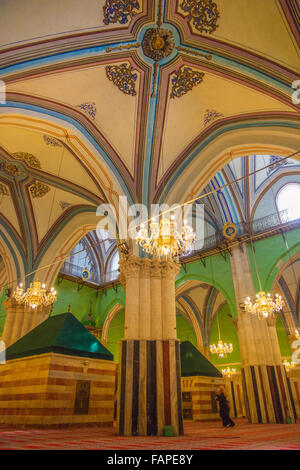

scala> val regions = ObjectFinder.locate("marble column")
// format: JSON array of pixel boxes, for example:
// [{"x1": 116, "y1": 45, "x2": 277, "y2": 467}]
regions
[
  {"x1": 2, "y1": 296, "x2": 52, "y2": 347},
  {"x1": 231, "y1": 244, "x2": 296, "y2": 423},
  {"x1": 117, "y1": 255, "x2": 183, "y2": 436}
]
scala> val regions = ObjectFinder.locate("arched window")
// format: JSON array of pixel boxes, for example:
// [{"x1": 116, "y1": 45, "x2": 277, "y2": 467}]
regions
[{"x1": 277, "y1": 183, "x2": 300, "y2": 222}]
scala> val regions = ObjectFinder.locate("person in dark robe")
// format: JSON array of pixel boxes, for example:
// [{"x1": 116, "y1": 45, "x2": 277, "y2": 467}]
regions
[{"x1": 215, "y1": 386, "x2": 235, "y2": 428}]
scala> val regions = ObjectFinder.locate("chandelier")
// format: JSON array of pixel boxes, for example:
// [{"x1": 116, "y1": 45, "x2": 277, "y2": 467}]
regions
[
  {"x1": 244, "y1": 291, "x2": 283, "y2": 319},
  {"x1": 13, "y1": 281, "x2": 57, "y2": 310},
  {"x1": 222, "y1": 367, "x2": 236, "y2": 378},
  {"x1": 210, "y1": 339, "x2": 233, "y2": 358},
  {"x1": 283, "y1": 360, "x2": 296, "y2": 372},
  {"x1": 209, "y1": 312, "x2": 233, "y2": 358},
  {"x1": 136, "y1": 214, "x2": 196, "y2": 258}
]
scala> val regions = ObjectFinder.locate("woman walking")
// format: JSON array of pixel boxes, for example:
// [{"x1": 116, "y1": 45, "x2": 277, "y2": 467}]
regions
[{"x1": 215, "y1": 386, "x2": 235, "y2": 428}]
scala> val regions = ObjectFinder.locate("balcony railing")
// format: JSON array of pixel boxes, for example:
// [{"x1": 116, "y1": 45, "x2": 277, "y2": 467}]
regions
[
  {"x1": 60, "y1": 260, "x2": 119, "y2": 286},
  {"x1": 184, "y1": 209, "x2": 299, "y2": 258}
]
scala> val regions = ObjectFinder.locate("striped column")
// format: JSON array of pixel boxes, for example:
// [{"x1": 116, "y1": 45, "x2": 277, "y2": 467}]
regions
[
  {"x1": 118, "y1": 256, "x2": 182, "y2": 435},
  {"x1": 117, "y1": 339, "x2": 183, "y2": 436},
  {"x1": 231, "y1": 245, "x2": 296, "y2": 423}
]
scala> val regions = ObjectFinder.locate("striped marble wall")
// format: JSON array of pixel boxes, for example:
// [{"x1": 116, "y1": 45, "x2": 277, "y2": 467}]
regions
[
  {"x1": 0, "y1": 352, "x2": 116, "y2": 427},
  {"x1": 117, "y1": 339, "x2": 183, "y2": 436},
  {"x1": 181, "y1": 376, "x2": 224, "y2": 421},
  {"x1": 241, "y1": 364, "x2": 296, "y2": 423},
  {"x1": 286, "y1": 370, "x2": 300, "y2": 420},
  {"x1": 225, "y1": 373, "x2": 246, "y2": 418}
]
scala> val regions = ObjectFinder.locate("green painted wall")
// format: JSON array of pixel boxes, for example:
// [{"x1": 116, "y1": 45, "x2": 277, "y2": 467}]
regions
[
  {"x1": 0, "y1": 285, "x2": 7, "y2": 336},
  {"x1": 176, "y1": 315, "x2": 197, "y2": 346},
  {"x1": 106, "y1": 309, "x2": 125, "y2": 362}
]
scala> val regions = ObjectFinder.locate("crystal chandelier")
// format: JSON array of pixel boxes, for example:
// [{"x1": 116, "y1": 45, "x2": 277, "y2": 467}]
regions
[
  {"x1": 244, "y1": 291, "x2": 283, "y2": 319},
  {"x1": 283, "y1": 360, "x2": 296, "y2": 372},
  {"x1": 210, "y1": 339, "x2": 233, "y2": 358},
  {"x1": 13, "y1": 281, "x2": 57, "y2": 309},
  {"x1": 222, "y1": 367, "x2": 236, "y2": 378},
  {"x1": 136, "y1": 214, "x2": 196, "y2": 258},
  {"x1": 209, "y1": 313, "x2": 233, "y2": 358}
]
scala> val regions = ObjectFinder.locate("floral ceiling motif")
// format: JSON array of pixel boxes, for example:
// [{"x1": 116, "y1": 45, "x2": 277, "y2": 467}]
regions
[
  {"x1": 268, "y1": 156, "x2": 289, "y2": 174},
  {"x1": 170, "y1": 66, "x2": 204, "y2": 98},
  {"x1": 106, "y1": 63, "x2": 138, "y2": 96},
  {"x1": 12, "y1": 152, "x2": 41, "y2": 170},
  {"x1": 179, "y1": 0, "x2": 220, "y2": 34},
  {"x1": 76, "y1": 102, "x2": 97, "y2": 120},
  {"x1": 203, "y1": 109, "x2": 224, "y2": 126},
  {"x1": 43, "y1": 135, "x2": 62, "y2": 147},
  {"x1": 29, "y1": 180, "x2": 51, "y2": 199},
  {"x1": 141, "y1": 28, "x2": 175, "y2": 62},
  {"x1": 103, "y1": 0, "x2": 141, "y2": 25}
]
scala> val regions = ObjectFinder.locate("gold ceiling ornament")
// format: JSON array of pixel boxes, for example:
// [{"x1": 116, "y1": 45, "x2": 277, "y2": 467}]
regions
[
  {"x1": 209, "y1": 312, "x2": 233, "y2": 358},
  {"x1": 142, "y1": 28, "x2": 175, "y2": 62},
  {"x1": 222, "y1": 221, "x2": 237, "y2": 241},
  {"x1": 136, "y1": 214, "x2": 196, "y2": 259},
  {"x1": 222, "y1": 367, "x2": 236, "y2": 378},
  {"x1": 13, "y1": 281, "x2": 57, "y2": 310},
  {"x1": 179, "y1": 0, "x2": 220, "y2": 35},
  {"x1": 244, "y1": 291, "x2": 284, "y2": 320},
  {"x1": 12, "y1": 152, "x2": 41, "y2": 170},
  {"x1": 0, "y1": 161, "x2": 23, "y2": 177},
  {"x1": 170, "y1": 66, "x2": 204, "y2": 99},
  {"x1": 283, "y1": 360, "x2": 296, "y2": 372},
  {"x1": 0, "y1": 183, "x2": 9, "y2": 197},
  {"x1": 29, "y1": 180, "x2": 51, "y2": 198}
]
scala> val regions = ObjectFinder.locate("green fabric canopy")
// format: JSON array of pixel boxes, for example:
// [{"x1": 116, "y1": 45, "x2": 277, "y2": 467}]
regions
[
  {"x1": 180, "y1": 341, "x2": 222, "y2": 377},
  {"x1": 6, "y1": 312, "x2": 113, "y2": 361}
]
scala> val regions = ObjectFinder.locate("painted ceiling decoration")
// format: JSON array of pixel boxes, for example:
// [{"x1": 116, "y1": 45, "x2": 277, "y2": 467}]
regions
[
  {"x1": 106, "y1": 63, "x2": 138, "y2": 95},
  {"x1": 178, "y1": 0, "x2": 220, "y2": 34},
  {"x1": 203, "y1": 109, "x2": 223, "y2": 126},
  {"x1": 75, "y1": 102, "x2": 97, "y2": 120},
  {"x1": 43, "y1": 135, "x2": 62, "y2": 147},
  {"x1": 170, "y1": 66, "x2": 204, "y2": 98},
  {"x1": 0, "y1": 0, "x2": 299, "y2": 285},
  {"x1": 12, "y1": 152, "x2": 41, "y2": 170},
  {"x1": 29, "y1": 180, "x2": 51, "y2": 199},
  {"x1": 0, "y1": 184, "x2": 9, "y2": 197},
  {"x1": 141, "y1": 27, "x2": 175, "y2": 61},
  {"x1": 103, "y1": 0, "x2": 142, "y2": 25}
]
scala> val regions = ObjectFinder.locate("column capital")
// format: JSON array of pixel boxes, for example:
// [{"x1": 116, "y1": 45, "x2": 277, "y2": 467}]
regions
[
  {"x1": 140, "y1": 258, "x2": 151, "y2": 278},
  {"x1": 150, "y1": 259, "x2": 161, "y2": 279},
  {"x1": 119, "y1": 256, "x2": 142, "y2": 279},
  {"x1": 161, "y1": 259, "x2": 180, "y2": 279}
]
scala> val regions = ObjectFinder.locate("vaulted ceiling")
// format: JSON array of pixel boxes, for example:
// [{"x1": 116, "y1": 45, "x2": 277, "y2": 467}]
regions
[{"x1": 0, "y1": 0, "x2": 299, "y2": 286}]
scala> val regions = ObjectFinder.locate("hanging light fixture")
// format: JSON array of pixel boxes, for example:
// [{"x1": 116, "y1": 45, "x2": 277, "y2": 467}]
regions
[
  {"x1": 244, "y1": 291, "x2": 283, "y2": 319},
  {"x1": 222, "y1": 367, "x2": 236, "y2": 378},
  {"x1": 13, "y1": 281, "x2": 57, "y2": 310},
  {"x1": 283, "y1": 359, "x2": 296, "y2": 372},
  {"x1": 136, "y1": 214, "x2": 196, "y2": 258},
  {"x1": 244, "y1": 237, "x2": 283, "y2": 319},
  {"x1": 209, "y1": 312, "x2": 233, "y2": 358}
]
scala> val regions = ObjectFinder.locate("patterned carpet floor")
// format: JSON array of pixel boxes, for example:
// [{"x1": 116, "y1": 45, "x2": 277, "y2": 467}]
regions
[{"x1": 0, "y1": 419, "x2": 299, "y2": 450}]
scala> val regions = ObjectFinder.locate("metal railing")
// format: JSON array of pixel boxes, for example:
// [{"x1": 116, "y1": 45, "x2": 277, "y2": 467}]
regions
[
  {"x1": 185, "y1": 209, "x2": 299, "y2": 257},
  {"x1": 60, "y1": 260, "x2": 119, "y2": 286}
]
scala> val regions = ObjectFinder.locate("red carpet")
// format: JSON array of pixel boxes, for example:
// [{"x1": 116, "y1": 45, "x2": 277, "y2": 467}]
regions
[{"x1": 0, "y1": 419, "x2": 299, "y2": 450}]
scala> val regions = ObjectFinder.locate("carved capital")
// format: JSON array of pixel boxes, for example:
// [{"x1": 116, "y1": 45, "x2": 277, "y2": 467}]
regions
[
  {"x1": 119, "y1": 256, "x2": 141, "y2": 279},
  {"x1": 150, "y1": 259, "x2": 161, "y2": 279},
  {"x1": 140, "y1": 258, "x2": 151, "y2": 278},
  {"x1": 161, "y1": 260, "x2": 180, "y2": 280}
]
